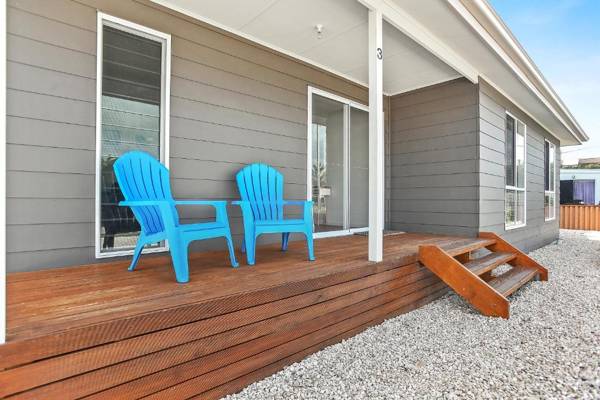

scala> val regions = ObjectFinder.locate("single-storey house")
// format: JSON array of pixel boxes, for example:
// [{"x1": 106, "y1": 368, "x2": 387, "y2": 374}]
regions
[{"x1": 0, "y1": 0, "x2": 588, "y2": 398}]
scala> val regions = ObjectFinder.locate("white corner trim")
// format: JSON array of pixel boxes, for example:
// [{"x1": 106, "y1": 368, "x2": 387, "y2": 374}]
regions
[
  {"x1": 358, "y1": 0, "x2": 479, "y2": 84},
  {"x1": 94, "y1": 12, "x2": 171, "y2": 259},
  {"x1": 148, "y1": 0, "x2": 369, "y2": 90},
  {"x1": 0, "y1": 0, "x2": 6, "y2": 345}
]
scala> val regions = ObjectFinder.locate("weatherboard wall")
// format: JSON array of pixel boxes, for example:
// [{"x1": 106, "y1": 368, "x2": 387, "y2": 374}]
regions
[
  {"x1": 388, "y1": 78, "x2": 480, "y2": 236},
  {"x1": 478, "y1": 80, "x2": 560, "y2": 251},
  {"x1": 5, "y1": 0, "x2": 369, "y2": 272}
]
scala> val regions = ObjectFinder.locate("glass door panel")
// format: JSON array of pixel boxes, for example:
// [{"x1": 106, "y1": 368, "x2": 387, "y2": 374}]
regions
[
  {"x1": 349, "y1": 107, "x2": 369, "y2": 229},
  {"x1": 311, "y1": 94, "x2": 345, "y2": 233}
]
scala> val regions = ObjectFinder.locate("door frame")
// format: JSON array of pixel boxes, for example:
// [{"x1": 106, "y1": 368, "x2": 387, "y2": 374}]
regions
[{"x1": 306, "y1": 86, "x2": 369, "y2": 239}]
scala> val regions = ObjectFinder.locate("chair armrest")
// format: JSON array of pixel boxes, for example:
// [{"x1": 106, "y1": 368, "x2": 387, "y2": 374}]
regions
[
  {"x1": 232, "y1": 200, "x2": 255, "y2": 222},
  {"x1": 232, "y1": 200, "x2": 313, "y2": 222},
  {"x1": 174, "y1": 200, "x2": 229, "y2": 224},
  {"x1": 173, "y1": 200, "x2": 227, "y2": 207},
  {"x1": 283, "y1": 200, "x2": 313, "y2": 219}
]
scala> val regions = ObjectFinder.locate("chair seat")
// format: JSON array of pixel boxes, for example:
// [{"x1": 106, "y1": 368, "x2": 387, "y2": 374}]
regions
[{"x1": 255, "y1": 219, "x2": 305, "y2": 226}]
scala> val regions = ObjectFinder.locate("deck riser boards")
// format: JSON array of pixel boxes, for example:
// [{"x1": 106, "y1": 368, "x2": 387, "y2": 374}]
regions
[
  {"x1": 1, "y1": 234, "x2": 490, "y2": 399},
  {"x1": 3, "y1": 271, "x2": 439, "y2": 398}
]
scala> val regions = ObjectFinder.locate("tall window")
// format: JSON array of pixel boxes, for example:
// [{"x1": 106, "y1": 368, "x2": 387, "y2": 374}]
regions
[
  {"x1": 95, "y1": 13, "x2": 171, "y2": 257},
  {"x1": 505, "y1": 113, "x2": 526, "y2": 229},
  {"x1": 544, "y1": 140, "x2": 556, "y2": 220}
]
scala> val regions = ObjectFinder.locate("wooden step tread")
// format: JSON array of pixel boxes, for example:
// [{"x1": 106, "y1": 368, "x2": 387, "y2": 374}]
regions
[
  {"x1": 488, "y1": 266, "x2": 538, "y2": 297},
  {"x1": 445, "y1": 238, "x2": 496, "y2": 257},
  {"x1": 463, "y1": 252, "x2": 516, "y2": 276}
]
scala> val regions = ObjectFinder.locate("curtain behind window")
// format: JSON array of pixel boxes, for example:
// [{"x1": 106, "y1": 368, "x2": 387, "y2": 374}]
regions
[{"x1": 573, "y1": 180, "x2": 595, "y2": 205}]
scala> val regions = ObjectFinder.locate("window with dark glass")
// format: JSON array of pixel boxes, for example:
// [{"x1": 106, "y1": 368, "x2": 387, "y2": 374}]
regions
[
  {"x1": 505, "y1": 114, "x2": 526, "y2": 228},
  {"x1": 97, "y1": 18, "x2": 168, "y2": 256}
]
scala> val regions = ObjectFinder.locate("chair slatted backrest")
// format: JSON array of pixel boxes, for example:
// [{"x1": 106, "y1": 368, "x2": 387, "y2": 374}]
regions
[
  {"x1": 113, "y1": 151, "x2": 178, "y2": 235},
  {"x1": 236, "y1": 164, "x2": 284, "y2": 221}
]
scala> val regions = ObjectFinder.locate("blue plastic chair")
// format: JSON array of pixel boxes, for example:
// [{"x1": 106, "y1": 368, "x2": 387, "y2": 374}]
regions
[
  {"x1": 113, "y1": 151, "x2": 238, "y2": 283},
  {"x1": 234, "y1": 163, "x2": 315, "y2": 265}
]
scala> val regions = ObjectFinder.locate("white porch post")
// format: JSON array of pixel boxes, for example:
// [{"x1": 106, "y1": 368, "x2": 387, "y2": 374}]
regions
[
  {"x1": 368, "y1": 9, "x2": 384, "y2": 262},
  {"x1": 1, "y1": 0, "x2": 7, "y2": 345}
]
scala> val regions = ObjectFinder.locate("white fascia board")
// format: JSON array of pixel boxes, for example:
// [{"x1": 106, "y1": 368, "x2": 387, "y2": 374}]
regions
[
  {"x1": 472, "y1": 0, "x2": 588, "y2": 142},
  {"x1": 479, "y1": 76, "x2": 576, "y2": 146},
  {"x1": 449, "y1": 0, "x2": 585, "y2": 145},
  {"x1": 358, "y1": 0, "x2": 479, "y2": 84}
]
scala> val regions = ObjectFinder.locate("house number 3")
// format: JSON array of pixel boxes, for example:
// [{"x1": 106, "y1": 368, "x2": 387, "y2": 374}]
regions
[{"x1": 376, "y1": 47, "x2": 383, "y2": 60}]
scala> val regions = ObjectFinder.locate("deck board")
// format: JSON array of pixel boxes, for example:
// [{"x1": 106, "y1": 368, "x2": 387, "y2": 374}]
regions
[{"x1": 0, "y1": 232, "x2": 488, "y2": 399}]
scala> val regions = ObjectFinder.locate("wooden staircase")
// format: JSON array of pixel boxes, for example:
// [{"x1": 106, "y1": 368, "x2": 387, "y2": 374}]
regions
[{"x1": 418, "y1": 232, "x2": 548, "y2": 318}]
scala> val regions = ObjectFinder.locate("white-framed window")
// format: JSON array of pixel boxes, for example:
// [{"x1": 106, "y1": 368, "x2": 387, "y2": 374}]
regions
[
  {"x1": 505, "y1": 112, "x2": 526, "y2": 229},
  {"x1": 95, "y1": 13, "x2": 171, "y2": 258},
  {"x1": 544, "y1": 140, "x2": 556, "y2": 221}
]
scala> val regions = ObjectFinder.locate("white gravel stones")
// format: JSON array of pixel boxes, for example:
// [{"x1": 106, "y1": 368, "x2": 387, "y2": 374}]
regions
[{"x1": 225, "y1": 230, "x2": 600, "y2": 400}]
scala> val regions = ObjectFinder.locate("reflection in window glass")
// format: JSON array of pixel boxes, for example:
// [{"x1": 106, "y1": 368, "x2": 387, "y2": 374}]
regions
[
  {"x1": 99, "y1": 25, "x2": 164, "y2": 254},
  {"x1": 516, "y1": 121, "x2": 526, "y2": 188}
]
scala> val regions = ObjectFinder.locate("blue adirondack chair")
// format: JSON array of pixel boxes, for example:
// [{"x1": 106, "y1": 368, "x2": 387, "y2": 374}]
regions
[
  {"x1": 113, "y1": 151, "x2": 238, "y2": 283},
  {"x1": 234, "y1": 163, "x2": 315, "y2": 265}
]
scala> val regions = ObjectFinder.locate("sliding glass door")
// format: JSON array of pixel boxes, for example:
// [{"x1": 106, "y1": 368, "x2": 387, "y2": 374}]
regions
[
  {"x1": 349, "y1": 107, "x2": 369, "y2": 229},
  {"x1": 309, "y1": 89, "x2": 369, "y2": 236}
]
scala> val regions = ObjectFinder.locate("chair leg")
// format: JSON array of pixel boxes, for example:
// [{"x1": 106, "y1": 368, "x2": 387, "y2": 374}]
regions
[
  {"x1": 169, "y1": 240, "x2": 190, "y2": 283},
  {"x1": 281, "y1": 232, "x2": 290, "y2": 251},
  {"x1": 128, "y1": 238, "x2": 145, "y2": 271},
  {"x1": 241, "y1": 237, "x2": 246, "y2": 254},
  {"x1": 246, "y1": 234, "x2": 257, "y2": 266},
  {"x1": 225, "y1": 234, "x2": 239, "y2": 268},
  {"x1": 305, "y1": 232, "x2": 315, "y2": 261}
]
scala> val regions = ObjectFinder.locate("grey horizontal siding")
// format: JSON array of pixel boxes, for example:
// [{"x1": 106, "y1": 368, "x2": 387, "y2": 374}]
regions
[
  {"x1": 389, "y1": 78, "x2": 480, "y2": 236},
  {"x1": 478, "y1": 80, "x2": 560, "y2": 251},
  {"x1": 6, "y1": 0, "x2": 369, "y2": 272}
]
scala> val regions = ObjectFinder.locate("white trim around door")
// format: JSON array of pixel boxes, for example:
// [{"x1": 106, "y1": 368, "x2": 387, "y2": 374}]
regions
[{"x1": 307, "y1": 86, "x2": 370, "y2": 239}]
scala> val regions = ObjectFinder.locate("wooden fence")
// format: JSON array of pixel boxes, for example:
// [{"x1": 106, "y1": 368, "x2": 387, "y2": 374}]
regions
[{"x1": 560, "y1": 205, "x2": 600, "y2": 230}]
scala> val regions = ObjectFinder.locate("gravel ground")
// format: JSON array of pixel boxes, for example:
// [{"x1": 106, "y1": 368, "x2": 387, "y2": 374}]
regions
[{"x1": 225, "y1": 230, "x2": 600, "y2": 400}]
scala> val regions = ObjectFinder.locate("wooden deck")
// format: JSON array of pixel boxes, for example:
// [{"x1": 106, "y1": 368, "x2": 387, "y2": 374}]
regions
[{"x1": 0, "y1": 233, "x2": 492, "y2": 399}]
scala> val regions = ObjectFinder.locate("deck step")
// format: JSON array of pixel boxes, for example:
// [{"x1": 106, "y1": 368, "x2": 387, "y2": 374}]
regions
[
  {"x1": 488, "y1": 266, "x2": 539, "y2": 297},
  {"x1": 445, "y1": 238, "x2": 496, "y2": 257},
  {"x1": 463, "y1": 252, "x2": 516, "y2": 276},
  {"x1": 418, "y1": 232, "x2": 548, "y2": 318}
]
